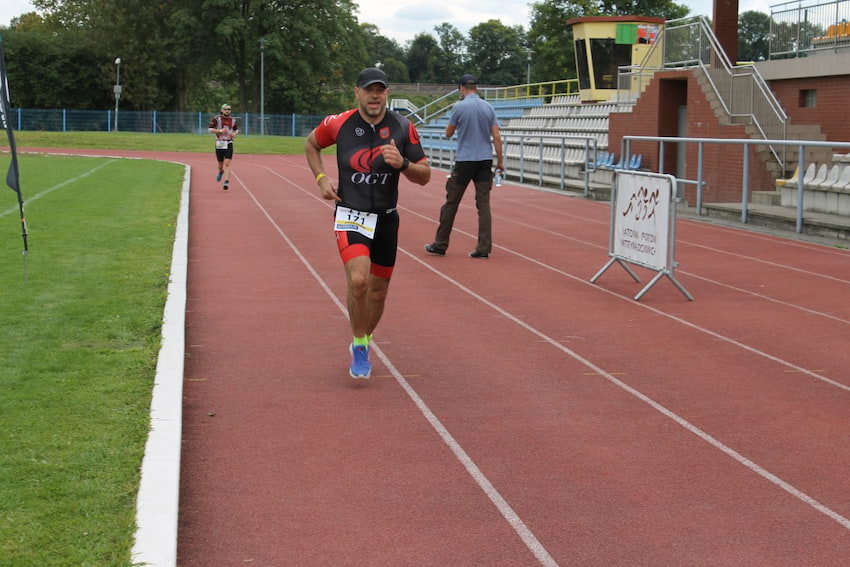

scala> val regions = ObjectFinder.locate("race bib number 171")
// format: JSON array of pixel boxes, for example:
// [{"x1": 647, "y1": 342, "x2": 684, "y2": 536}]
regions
[{"x1": 334, "y1": 206, "x2": 377, "y2": 239}]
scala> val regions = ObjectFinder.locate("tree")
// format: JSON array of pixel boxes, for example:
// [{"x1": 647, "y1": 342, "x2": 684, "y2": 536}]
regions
[
  {"x1": 362, "y1": 23, "x2": 409, "y2": 83},
  {"x1": 528, "y1": 0, "x2": 594, "y2": 82},
  {"x1": 34, "y1": 0, "x2": 181, "y2": 110},
  {"x1": 406, "y1": 33, "x2": 440, "y2": 83},
  {"x1": 432, "y1": 23, "x2": 467, "y2": 82},
  {"x1": 2, "y1": 27, "x2": 109, "y2": 110},
  {"x1": 467, "y1": 20, "x2": 526, "y2": 85},
  {"x1": 738, "y1": 10, "x2": 771, "y2": 62},
  {"x1": 598, "y1": 0, "x2": 689, "y2": 19}
]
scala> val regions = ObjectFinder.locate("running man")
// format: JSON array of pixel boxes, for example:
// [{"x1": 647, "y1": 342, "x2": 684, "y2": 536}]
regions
[
  {"x1": 208, "y1": 103, "x2": 239, "y2": 190},
  {"x1": 304, "y1": 67, "x2": 431, "y2": 379}
]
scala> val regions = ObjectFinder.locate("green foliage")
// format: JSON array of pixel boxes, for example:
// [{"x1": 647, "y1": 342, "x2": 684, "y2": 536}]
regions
[
  {"x1": 3, "y1": 28, "x2": 109, "y2": 109},
  {"x1": 468, "y1": 20, "x2": 527, "y2": 85},
  {"x1": 0, "y1": 154, "x2": 183, "y2": 565},
  {"x1": 738, "y1": 11, "x2": 771, "y2": 62},
  {"x1": 528, "y1": 0, "x2": 588, "y2": 82},
  {"x1": 363, "y1": 23, "x2": 409, "y2": 82},
  {"x1": 8, "y1": 0, "x2": 710, "y2": 114},
  {"x1": 406, "y1": 33, "x2": 440, "y2": 83},
  {"x1": 432, "y1": 23, "x2": 467, "y2": 82}
]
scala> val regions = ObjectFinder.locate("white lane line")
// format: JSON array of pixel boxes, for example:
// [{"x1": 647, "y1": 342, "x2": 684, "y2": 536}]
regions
[
  {"x1": 255, "y1": 162, "x2": 850, "y2": 531},
  {"x1": 679, "y1": 271, "x2": 850, "y2": 326},
  {"x1": 480, "y1": 199, "x2": 850, "y2": 285},
  {"x1": 237, "y1": 170, "x2": 559, "y2": 566},
  {"x1": 399, "y1": 247, "x2": 850, "y2": 532},
  {"x1": 399, "y1": 205, "x2": 850, "y2": 393},
  {"x1": 502, "y1": 193, "x2": 850, "y2": 258},
  {"x1": 460, "y1": 210, "x2": 850, "y2": 326},
  {"x1": 1, "y1": 159, "x2": 116, "y2": 217},
  {"x1": 685, "y1": 241, "x2": 850, "y2": 285}
]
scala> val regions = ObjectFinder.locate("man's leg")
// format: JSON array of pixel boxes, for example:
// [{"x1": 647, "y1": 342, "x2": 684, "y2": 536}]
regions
[
  {"x1": 344, "y1": 256, "x2": 372, "y2": 338},
  {"x1": 473, "y1": 179, "x2": 493, "y2": 254},
  {"x1": 431, "y1": 176, "x2": 468, "y2": 250},
  {"x1": 222, "y1": 157, "x2": 232, "y2": 189},
  {"x1": 215, "y1": 151, "x2": 224, "y2": 181},
  {"x1": 365, "y1": 273, "x2": 390, "y2": 336},
  {"x1": 344, "y1": 256, "x2": 374, "y2": 378}
]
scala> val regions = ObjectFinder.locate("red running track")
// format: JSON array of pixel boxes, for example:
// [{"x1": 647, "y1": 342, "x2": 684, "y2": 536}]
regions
[{"x1": 67, "y1": 149, "x2": 850, "y2": 565}]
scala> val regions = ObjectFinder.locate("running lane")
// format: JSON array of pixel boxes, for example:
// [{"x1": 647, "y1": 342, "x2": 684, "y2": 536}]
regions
[{"x1": 174, "y1": 152, "x2": 850, "y2": 566}]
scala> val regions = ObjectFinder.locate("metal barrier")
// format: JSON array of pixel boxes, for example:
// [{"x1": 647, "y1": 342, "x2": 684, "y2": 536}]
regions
[
  {"x1": 770, "y1": 0, "x2": 850, "y2": 58},
  {"x1": 6, "y1": 108, "x2": 324, "y2": 136},
  {"x1": 621, "y1": 134, "x2": 850, "y2": 233},
  {"x1": 420, "y1": 131, "x2": 598, "y2": 196},
  {"x1": 400, "y1": 80, "x2": 580, "y2": 128}
]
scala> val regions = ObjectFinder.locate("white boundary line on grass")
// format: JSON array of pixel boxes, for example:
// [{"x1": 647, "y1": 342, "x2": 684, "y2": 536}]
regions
[
  {"x1": 130, "y1": 164, "x2": 190, "y2": 567},
  {"x1": 0, "y1": 158, "x2": 116, "y2": 217}
]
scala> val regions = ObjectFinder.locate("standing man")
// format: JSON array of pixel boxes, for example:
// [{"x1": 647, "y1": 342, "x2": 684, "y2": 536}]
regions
[
  {"x1": 208, "y1": 103, "x2": 239, "y2": 190},
  {"x1": 305, "y1": 68, "x2": 431, "y2": 379},
  {"x1": 425, "y1": 73, "x2": 504, "y2": 258}
]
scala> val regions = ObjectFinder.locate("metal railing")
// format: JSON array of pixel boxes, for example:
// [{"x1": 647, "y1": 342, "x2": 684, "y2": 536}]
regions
[
  {"x1": 3, "y1": 108, "x2": 324, "y2": 136},
  {"x1": 621, "y1": 134, "x2": 850, "y2": 232},
  {"x1": 420, "y1": 131, "x2": 599, "y2": 196},
  {"x1": 618, "y1": 16, "x2": 789, "y2": 168},
  {"x1": 480, "y1": 79, "x2": 579, "y2": 101},
  {"x1": 399, "y1": 79, "x2": 579, "y2": 128},
  {"x1": 770, "y1": 0, "x2": 850, "y2": 58}
]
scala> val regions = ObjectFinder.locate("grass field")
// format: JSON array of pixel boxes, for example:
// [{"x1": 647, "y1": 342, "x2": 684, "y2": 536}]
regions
[{"x1": 0, "y1": 146, "x2": 187, "y2": 565}]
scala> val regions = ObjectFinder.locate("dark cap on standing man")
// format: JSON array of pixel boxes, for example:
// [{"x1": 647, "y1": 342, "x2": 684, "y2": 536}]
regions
[
  {"x1": 357, "y1": 67, "x2": 389, "y2": 88},
  {"x1": 458, "y1": 73, "x2": 478, "y2": 87}
]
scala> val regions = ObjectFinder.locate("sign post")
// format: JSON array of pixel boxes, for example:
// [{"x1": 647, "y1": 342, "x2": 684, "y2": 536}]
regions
[{"x1": 591, "y1": 170, "x2": 693, "y2": 301}]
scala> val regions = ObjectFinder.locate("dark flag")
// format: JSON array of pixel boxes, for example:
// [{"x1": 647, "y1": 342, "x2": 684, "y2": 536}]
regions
[{"x1": 0, "y1": 33, "x2": 29, "y2": 265}]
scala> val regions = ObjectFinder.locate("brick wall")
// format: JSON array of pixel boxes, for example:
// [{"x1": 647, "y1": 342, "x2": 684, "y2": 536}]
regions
[
  {"x1": 609, "y1": 70, "x2": 777, "y2": 206},
  {"x1": 769, "y1": 75, "x2": 850, "y2": 144}
]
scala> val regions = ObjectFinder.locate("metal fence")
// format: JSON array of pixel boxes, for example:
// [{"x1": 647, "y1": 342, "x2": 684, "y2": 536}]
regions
[
  {"x1": 6, "y1": 108, "x2": 325, "y2": 136},
  {"x1": 770, "y1": 0, "x2": 850, "y2": 58},
  {"x1": 621, "y1": 134, "x2": 850, "y2": 233}
]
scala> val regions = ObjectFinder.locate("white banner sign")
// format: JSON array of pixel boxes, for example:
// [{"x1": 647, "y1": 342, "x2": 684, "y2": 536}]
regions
[{"x1": 612, "y1": 172, "x2": 672, "y2": 271}]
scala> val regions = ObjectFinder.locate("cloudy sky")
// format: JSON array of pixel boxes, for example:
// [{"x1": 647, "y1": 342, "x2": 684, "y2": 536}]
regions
[{"x1": 1, "y1": 0, "x2": 773, "y2": 44}]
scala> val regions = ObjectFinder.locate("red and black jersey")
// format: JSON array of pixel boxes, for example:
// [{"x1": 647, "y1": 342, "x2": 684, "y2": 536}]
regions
[
  {"x1": 313, "y1": 108, "x2": 426, "y2": 214},
  {"x1": 208, "y1": 114, "x2": 239, "y2": 142}
]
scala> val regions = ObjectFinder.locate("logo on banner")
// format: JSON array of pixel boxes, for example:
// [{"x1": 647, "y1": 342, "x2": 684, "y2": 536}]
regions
[{"x1": 613, "y1": 173, "x2": 670, "y2": 271}]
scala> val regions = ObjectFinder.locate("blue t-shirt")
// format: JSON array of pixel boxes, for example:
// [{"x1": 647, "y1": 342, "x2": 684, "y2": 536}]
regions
[{"x1": 449, "y1": 93, "x2": 498, "y2": 162}]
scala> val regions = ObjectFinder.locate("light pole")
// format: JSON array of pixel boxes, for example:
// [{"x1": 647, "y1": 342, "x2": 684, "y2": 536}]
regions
[
  {"x1": 526, "y1": 49, "x2": 532, "y2": 85},
  {"x1": 259, "y1": 38, "x2": 265, "y2": 135},
  {"x1": 113, "y1": 57, "x2": 122, "y2": 132}
]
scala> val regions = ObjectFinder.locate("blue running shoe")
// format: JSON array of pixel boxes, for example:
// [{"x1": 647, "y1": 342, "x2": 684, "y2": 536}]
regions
[
  {"x1": 349, "y1": 344, "x2": 371, "y2": 379},
  {"x1": 216, "y1": 171, "x2": 223, "y2": 182}
]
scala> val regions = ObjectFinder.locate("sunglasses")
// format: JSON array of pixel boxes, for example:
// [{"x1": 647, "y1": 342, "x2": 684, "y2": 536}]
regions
[{"x1": 222, "y1": 107, "x2": 231, "y2": 111}]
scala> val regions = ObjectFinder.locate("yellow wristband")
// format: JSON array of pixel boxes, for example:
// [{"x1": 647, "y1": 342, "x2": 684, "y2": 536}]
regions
[{"x1": 315, "y1": 172, "x2": 327, "y2": 182}]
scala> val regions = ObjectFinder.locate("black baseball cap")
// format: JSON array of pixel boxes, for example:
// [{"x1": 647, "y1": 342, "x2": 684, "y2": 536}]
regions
[
  {"x1": 459, "y1": 73, "x2": 477, "y2": 86},
  {"x1": 356, "y1": 68, "x2": 389, "y2": 88}
]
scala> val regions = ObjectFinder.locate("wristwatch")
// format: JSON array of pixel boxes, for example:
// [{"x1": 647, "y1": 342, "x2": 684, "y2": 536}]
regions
[{"x1": 400, "y1": 157, "x2": 410, "y2": 171}]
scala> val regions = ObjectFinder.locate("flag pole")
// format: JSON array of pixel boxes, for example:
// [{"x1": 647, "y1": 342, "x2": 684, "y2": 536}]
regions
[{"x1": 0, "y1": 33, "x2": 29, "y2": 280}]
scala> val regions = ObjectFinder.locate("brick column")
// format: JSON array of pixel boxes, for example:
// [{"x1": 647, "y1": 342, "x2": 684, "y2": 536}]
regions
[{"x1": 713, "y1": 0, "x2": 739, "y2": 64}]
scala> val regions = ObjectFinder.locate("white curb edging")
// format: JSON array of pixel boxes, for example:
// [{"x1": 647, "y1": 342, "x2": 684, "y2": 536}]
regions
[{"x1": 131, "y1": 165, "x2": 191, "y2": 566}]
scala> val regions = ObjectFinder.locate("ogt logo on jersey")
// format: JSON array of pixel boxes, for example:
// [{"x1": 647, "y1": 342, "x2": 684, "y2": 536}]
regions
[
  {"x1": 350, "y1": 147, "x2": 383, "y2": 173},
  {"x1": 351, "y1": 171, "x2": 392, "y2": 185}
]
